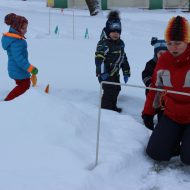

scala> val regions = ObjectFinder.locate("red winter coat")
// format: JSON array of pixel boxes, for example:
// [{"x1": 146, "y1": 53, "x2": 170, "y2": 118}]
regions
[{"x1": 143, "y1": 45, "x2": 190, "y2": 124}]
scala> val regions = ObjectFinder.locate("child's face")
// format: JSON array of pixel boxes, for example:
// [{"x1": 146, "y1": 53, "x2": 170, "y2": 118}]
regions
[
  {"x1": 109, "y1": 31, "x2": 120, "y2": 40},
  {"x1": 20, "y1": 23, "x2": 28, "y2": 35},
  {"x1": 166, "y1": 41, "x2": 187, "y2": 57}
]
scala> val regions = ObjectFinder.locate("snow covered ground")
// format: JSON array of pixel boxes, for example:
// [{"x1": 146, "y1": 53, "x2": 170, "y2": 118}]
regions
[{"x1": 0, "y1": 0, "x2": 190, "y2": 189}]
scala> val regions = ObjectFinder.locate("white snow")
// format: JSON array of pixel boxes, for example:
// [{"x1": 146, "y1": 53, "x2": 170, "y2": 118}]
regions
[{"x1": 0, "y1": 0, "x2": 190, "y2": 189}]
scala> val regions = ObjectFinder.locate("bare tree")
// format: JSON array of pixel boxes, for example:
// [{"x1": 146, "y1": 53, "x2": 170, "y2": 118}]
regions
[{"x1": 85, "y1": 0, "x2": 99, "y2": 16}]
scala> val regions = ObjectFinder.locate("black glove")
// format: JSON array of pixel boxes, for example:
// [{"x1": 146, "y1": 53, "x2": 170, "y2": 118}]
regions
[{"x1": 142, "y1": 114, "x2": 154, "y2": 130}]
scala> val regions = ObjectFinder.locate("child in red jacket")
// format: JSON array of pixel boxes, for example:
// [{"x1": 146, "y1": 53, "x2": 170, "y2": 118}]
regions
[{"x1": 142, "y1": 16, "x2": 190, "y2": 165}]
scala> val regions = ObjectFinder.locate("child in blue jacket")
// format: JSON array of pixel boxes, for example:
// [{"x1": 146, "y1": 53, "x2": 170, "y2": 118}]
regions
[{"x1": 2, "y1": 13, "x2": 38, "y2": 101}]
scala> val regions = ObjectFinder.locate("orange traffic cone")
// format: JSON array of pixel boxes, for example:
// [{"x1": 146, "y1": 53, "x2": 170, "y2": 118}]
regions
[
  {"x1": 45, "y1": 84, "x2": 49, "y2": 94},
  {"x1": 31, "y1": 74, "x2": 37, "y2": 87}
]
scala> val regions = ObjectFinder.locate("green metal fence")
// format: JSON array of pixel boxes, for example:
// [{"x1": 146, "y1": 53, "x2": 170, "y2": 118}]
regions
[
  {"x1": 47, "y1": 0, "x2": 189, "y2": 10},
  {"x1": 101, "y1": 0, "x2": 107, "y2": 10},
  {"x1": 54, "y1": 0, "x2": 67, "y2": 8},
  {"x1": 149, "y1": 0, "x2": 163, "y2": 9}
]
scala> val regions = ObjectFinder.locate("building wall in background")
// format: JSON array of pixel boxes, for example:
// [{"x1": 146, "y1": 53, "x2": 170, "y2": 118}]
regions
[
  {"x1": 68, "y1": 0, "x2": 87, "y2": 8},
  {"x1": 47, "y1": 0, "x2": 189, "y2": 9},
  {"x1": 102, "y1": 0, "x2": 189, "y2": 9},
  {"x1": 108, "y1": 0, "x2": 148, "y2": 8},
  {"x1": 164, "y1": 0, "x2": 188, "y2": 8}
]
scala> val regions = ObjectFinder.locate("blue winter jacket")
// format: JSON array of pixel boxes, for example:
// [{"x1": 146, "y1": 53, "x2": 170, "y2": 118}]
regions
[{"x1": 1, "y1": 27, "x2": 31, "y2": 79}]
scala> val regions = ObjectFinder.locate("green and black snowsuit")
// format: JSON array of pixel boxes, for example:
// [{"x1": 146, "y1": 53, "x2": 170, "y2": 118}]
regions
[{"x1": 95, "y1": 38, "x2": 130, "y2": 111}]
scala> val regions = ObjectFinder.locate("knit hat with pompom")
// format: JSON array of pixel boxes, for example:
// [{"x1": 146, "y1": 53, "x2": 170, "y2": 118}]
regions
[
  {"x1": 165, "y1": 16, "x2": 190, "y2": 43},
  {"x1": 105, "y1": 10, "x2": 121, "y2": 36},
  {"x1": 4, "y1": 13, "x2": 28, "y2": 33},
  {"x1": 151, "y1": 37, "x2": 167, "y2": 57}
]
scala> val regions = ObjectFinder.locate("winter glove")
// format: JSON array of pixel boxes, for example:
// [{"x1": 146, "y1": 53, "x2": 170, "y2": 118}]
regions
[
  {"x1": 31, "y1": 74, "x2": 37, "y2": 87},
  {"x1": 124, "y1": 75, "x2": 129, "y2": 83},
  {"x1": 142, "y1": 114, "x2": 154, "y2": 130},
  {"x1": 98, "y1": 73, "x2": 109, "y2": 82},
  {"x1": 101, "y1": 73, "x2": 109, "y2": 80},
  {"x1": 31, "y1": 67, "x2": 38, "y2": 75}
]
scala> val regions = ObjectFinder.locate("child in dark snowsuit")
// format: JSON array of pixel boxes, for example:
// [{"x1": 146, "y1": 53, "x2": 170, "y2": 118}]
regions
[
  {"x1": 142, "y1": 37, "x2": 167, "y2": 96},
  {"x1": 1, "y1": 13, "x2": 38, "y2": 101},
  {"x1": 95, "y1": 10, "x2": 131, "y2": 113},
  {"x1": 142, "y1": 38, "x2": 167, "y2": 123}
]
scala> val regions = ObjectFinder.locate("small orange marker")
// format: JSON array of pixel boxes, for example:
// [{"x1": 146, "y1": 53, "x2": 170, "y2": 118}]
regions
[{"x1": 45, "y1": 84, "x2": 49, "y2": 94}]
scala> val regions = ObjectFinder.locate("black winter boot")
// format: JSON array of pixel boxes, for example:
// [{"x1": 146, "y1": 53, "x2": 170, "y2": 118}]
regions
[
  {"x1": 112, "y1": 106, "x2": 122, "y2": 113},
  {"x1": 101, "y1": 106, "x2": 122, "y2": 113}
]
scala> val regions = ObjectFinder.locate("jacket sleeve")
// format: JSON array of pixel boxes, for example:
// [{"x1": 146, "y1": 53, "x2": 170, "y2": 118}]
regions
[
  {"x1": 120, "y1": 41, "x2": 130, "y2": 77},
  {"x1": 95, "y1": 40, "x2": 109, "y2": 77},
  {"x1": 142, "y1": 59, "x2": 155, "y2": 87},
  {"x1": 11, "y1": 40, "x2": 31, "y2": 72},
  {"x1": 122, "y1": 52, "x2": 131, "y2": 77},
  {"x1": 142, "y1": 60, "x2": 162, "y2": 116}
]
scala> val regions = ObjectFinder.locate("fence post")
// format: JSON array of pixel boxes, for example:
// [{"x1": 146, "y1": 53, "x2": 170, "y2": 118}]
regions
[
  {"x1": 54, "y1": 0, "x2": 68, "y2": 8},
  {"x1": 149, "y1": 0, "x2": 163, "y2": 9},
  {"x1": 101, "y1": 0, "x2": 107, "y2": 10},
  {"x1": 95, "y1": 82, "x2": 103, "y2": 167}
]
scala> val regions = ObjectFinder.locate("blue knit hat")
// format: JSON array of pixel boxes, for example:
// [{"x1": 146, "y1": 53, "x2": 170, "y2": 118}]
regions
[
  {"x1": 105, "y1": 10, "x2": 121, "y2": 36},
  {"x1": 151, "y1": 37, "x2": 167, "y2": 58}
]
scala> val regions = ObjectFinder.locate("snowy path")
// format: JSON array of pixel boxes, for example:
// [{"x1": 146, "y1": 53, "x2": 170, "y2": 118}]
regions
[{"x1": 0, "y1": 0, "x2": 190, "y2": 189}]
